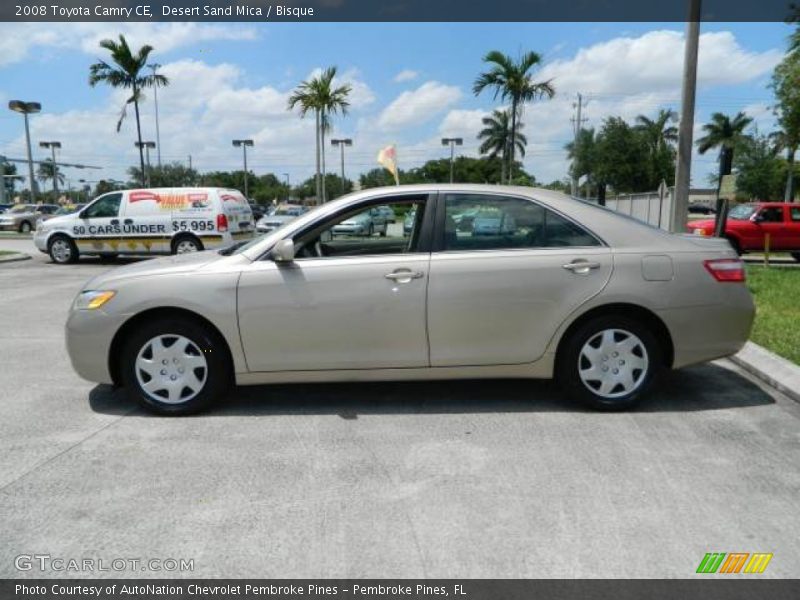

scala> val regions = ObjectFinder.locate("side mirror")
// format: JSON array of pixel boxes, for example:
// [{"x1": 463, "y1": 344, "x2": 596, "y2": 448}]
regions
[
  {"x1": 272, "y1": 239, "x2": 295, "y2": 263},
  {"x1": 751, "y1": 214, "x2": 764, "y2": 223}
]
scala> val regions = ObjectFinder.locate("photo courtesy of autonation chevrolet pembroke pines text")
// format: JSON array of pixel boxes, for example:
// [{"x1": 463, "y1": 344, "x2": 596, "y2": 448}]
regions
[{"x1": 0, "y1": 0, "x2": 798, "y2": 598}]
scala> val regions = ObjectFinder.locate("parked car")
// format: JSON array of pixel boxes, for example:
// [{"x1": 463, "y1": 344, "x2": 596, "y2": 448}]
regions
[
  {"x1": 33, "y1": 188, "x2": 253, "y2": 264},
  {"x1": 374, "y1": 205, "x2": 396, "y2": 223},
  {"x1": 0, "y1": 203, "x2": 13, "y2": 214},
  {"x1": 472, "y1": 208, "x2": 516, "y2": 235},
  {"x1": 688, "y1": 202, "x2": 716, "y2": 215},
  {"x1": 331, "y1": 207, "x2": 388, "y2": 237},
  {"x1": 687, "y1": 201, "x2": 800, "y2": 260},
  {"x1": 249, "y1": 203, "x2": 268, "y2": 222},
  {"x1": 255, "y1": 205, "x2": 307, "y2": 234},
  {"x1": 0, "y1": 204, "x2": 59, "y2": 233},
  {"x1": 66, "y1": 184, "x2": 754, "y2": 415}
]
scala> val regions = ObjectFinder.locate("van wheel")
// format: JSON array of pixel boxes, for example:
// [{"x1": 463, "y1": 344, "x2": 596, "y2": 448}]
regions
[
  {"x1": 556, "y1": 315, "x2": 661, "y2": 411},
  {"x1": 48, "y1": 235, "x2": 79, "y2": 264},
  {"x1": 120, "y1": 317, "x2": 230, "y2": 415},
  {"x1": 172, "y1": 235, "x2": 203, "y2": 254},
  {"x1": 19, "y1": 221, "x2": 32, "y2": 233}
]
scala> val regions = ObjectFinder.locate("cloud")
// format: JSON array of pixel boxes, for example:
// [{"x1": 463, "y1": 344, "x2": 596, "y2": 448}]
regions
[
  {"x1": 0, "y1": 22, "x2": 257, "y2": 66},
  {"x1": 539, "y1": 30, "x2": 781, "y2": 96},
  {"x1": 393, "y1": 69, "x2": 419, "y2": 83},
  {"x1": 377, "y1": 81, "x2": 462, "y2": 130}
]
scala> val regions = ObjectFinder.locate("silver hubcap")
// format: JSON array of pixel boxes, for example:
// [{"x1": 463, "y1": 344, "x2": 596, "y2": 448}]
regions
[
  {"x1": 51, "y1": 239, "x2": 71, "y2": 262},
  {"x1": 176, "y1": 240, "x2": 198, "y2": 254},
  {"x1": 135, "y1": 334, "x2": 208, "y2": 404},
  {"x1": 578, "y1": 328, "x2": 649, "y2": 399}
]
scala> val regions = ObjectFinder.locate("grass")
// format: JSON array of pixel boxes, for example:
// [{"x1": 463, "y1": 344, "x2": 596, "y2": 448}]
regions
[
  {"x1": 746, "y1": 265, "x2": 800, "y2": 364},
  {"x1": 0, "y1": 250, "x2": 16, "y2": 256}
]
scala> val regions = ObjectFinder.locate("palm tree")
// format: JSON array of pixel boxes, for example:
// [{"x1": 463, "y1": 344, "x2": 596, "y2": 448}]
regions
[
  {"x1": 36, "y1": 159, "x2": 64, "y2": 193},
  {"x1": 697, "y1": 112, "x2": 753, "y2": 194},
  {"x1": 288, "y1": 67, "x2": 351, "y2": 204},
  {"x1": 635, "y1": 109, "x2": 678, "y2": 154},
  {"x1": 473, "y1": 50, "x2": 554, "y2": 180},
  {"x1": 477, "y1": 109, "x2": 527, "y2": 184},
  {"x1": 89, "y1": 35, "x2": 168, "y2": 186}
]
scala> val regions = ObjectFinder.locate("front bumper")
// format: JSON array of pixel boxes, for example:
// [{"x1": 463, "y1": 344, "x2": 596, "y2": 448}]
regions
[{"x1": 65, "y1": 307, "x2": 127, "y2": 385}]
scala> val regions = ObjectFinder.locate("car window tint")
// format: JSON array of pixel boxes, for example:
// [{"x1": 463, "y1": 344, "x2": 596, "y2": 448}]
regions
[
  {"x1": 442, "y1": 194, "x2": 599, "y2": 251},
  {"x1": 790, "y1": 207, "x2": 800, "y2": 222},
  {"x1": 294, "y1": 199, "x2": 425, "y2": 259},
  {"x1": 759, "y1": 207, "x2": 784, "y2": 223},
  {"x1": 84, "y1": 193, "x2": 122, "y2": 219}
]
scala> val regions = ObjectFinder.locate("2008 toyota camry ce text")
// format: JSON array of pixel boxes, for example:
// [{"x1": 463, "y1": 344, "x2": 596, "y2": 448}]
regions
[{"x1": 65, "y1": 185, "x2": 754, "y2": 415}]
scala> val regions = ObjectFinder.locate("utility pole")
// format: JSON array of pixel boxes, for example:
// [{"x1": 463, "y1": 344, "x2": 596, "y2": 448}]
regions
[
  {"x1": 149, "y1": 63, "x2": 163, "y2": 167},
  {"x1": 570, "y1": 93, "x2": 588, "y2": 196},
  {"x1": 670, "y1": 0, "x2": 701, "y2": 233},
  {"x1": 38, "y1": 141, "x2": 62, "y2": 198},
  {"x1": 331, "y1": 138, "x2": 352, "y2": 197},
  {"x1": 232, "y1": 139, "x2": 254, "y2": 199},
  {"x1": 441, "y1": 137, "x2": 463, "y2": 183},
  {"x1": 8, "y1": 100, "x2": 41, "y2": 199}
]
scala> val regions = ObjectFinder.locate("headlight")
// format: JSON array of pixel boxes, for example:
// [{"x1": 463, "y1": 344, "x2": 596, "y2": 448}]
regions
[{"x1": 74, "y1": 290, "x2": 116, "y2": 310}]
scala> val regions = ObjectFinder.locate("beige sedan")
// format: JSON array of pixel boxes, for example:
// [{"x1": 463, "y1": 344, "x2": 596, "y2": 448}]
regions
[{"x1": 66, "y1": 185, "x2": 754, "y2": 414}]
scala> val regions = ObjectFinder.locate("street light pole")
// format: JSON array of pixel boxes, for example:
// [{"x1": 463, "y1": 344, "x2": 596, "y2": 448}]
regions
[
  {"x1": 331, "y1": 139, "x2": 353, "y2": 197},
  {"x1": 232, "y1": 139, "x2": 254, "y2": 199},
  {"x1": 39, "y1": 141, "x2": 62, "y2": 197},
  {"x1": 8, "y1": 100, "x2": 42, "y2": 199},
  {"x1": 441, "y1": 137, "x2": 463, "y2": 184},
  {"x1": 671, "y1": 0, "x2": 701, "y2": 233},
  {"x1": 135, "y1": 141, "x2": 156, "y2": 187}
]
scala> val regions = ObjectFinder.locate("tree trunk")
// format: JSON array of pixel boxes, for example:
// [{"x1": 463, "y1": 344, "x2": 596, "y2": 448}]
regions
[
  {"x1": 785, "y1": 147, "x2": 795, "y2": 202},
  {"x1": 133, "y1": 84, "x2": 146, "y2": 187},
  {"x1": 321, "y1": 112, "x2": 327, "y2": 203},
  {"x1": 508, "y1": 99, "x2": 518, "y2": 183},
  {"x1": 314, "y1": 109, "x2": 321, "y2": 205}
]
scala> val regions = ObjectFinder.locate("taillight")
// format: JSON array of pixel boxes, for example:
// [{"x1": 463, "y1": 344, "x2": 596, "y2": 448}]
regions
[
  {"x1": 703, "y1": 258, "x2": 745, "y2": 282},
  {"x1": 216, "y1": 214, "x2": 228, "y2": 232}
]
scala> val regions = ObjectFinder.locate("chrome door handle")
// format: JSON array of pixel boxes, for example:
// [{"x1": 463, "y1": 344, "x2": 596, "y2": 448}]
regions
[
  {"x1": 385, "y1": 270, "x2": 424, "y2": 282},
  {"x1": 562, "y1": 260, "x2": 601, "y2": 274}
]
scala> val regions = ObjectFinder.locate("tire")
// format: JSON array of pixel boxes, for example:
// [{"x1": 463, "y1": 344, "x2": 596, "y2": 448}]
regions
[
  {"x1": 791, "y1": 252, "x2": 800, "y2": 263},
  {"x1": 19, "y1": 221, "x2": 32, "y2": 233},
  {"x1": 48, "y1": 234, "x2": 79, "y2": 264},
  {"x1": 725, "y1": 236, "x2": 742, "y2": 256},
  {"x1": 556, "y1": 315, "x2": 662, "y2": 411},
  {"x1": 120, "y1": 316, "x2": 231, "y2": 415},
  {"x1": 171, "y1": 235, "x2": 203, "y2": 255}
]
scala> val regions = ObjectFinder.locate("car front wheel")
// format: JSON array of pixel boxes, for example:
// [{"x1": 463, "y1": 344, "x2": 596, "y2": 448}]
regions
[
  {"x1": 556, "y1": 315, "x2": 661, "y2": 411},
  {"x1": 48, "y1": 235, "x2": 79, "y2": 264},
  {"x1": 120, "y1": 317, "x2": 230, "y2": 415},
  {"x1": 19, "y1": 221, "x2": 32, "y2": 233}
]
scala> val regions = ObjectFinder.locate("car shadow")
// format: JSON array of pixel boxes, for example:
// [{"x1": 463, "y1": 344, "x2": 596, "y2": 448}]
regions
[{"x1": 89, "y1": 362, "x2": 776, "y2": 418}]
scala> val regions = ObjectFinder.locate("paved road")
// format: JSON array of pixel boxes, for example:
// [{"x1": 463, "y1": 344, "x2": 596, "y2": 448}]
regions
[{"x1": 1, "y1": 242, "x2": 799, "y2": 578}]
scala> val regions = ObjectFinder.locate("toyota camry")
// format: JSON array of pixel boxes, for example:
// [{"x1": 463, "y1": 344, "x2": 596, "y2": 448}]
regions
[{"x1": 66, "y1": 185, "x2": 754, "y2": 415}]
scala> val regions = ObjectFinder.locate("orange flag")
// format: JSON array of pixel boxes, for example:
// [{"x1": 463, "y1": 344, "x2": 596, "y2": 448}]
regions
[{"x1": 377, "y1": 144, "x2": 399, "y2": 185}]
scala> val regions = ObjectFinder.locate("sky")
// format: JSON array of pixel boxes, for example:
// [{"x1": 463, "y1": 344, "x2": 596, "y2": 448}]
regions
[{"x1": 0, "y1": 21, "x2": 790, "y2": 193}]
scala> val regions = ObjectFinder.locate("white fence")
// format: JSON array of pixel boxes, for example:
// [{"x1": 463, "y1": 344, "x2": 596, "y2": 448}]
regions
[{"x1": 588, "y1": 189, "x2": 674, "y2": 231}]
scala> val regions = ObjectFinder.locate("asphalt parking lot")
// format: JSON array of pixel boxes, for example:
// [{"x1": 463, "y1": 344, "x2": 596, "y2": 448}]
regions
[{"x1": 1, "y1": 238, "x2": 800, "y2": 579}]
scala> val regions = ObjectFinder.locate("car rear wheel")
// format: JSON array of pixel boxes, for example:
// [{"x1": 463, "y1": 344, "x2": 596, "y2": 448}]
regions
[
  {"x1": 120, "y1": 317, "x2": 230, "y2": 415},
  {"x1": 556, "y1": 315, "x2": 661, "y2": 411},
  {"x1": 48, "y1": 235, "x2": 79, "y2": 264},
  {"x1": 19, "y1": 221, "x2": 32, "y2": 233},
  {"x1": 172, "y1": 235, "x2": 203, "y2": 254}
]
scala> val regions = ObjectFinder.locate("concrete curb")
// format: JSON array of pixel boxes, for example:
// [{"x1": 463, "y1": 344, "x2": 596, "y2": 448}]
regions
[
  {"x1": 730, "y1": 341, "x2": 800, "y2": 404},
  {"x1": 0, "y1": 252, "x2": 32, "y2": 263}
]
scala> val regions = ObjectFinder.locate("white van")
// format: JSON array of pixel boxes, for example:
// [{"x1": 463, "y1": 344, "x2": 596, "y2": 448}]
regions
[{"x1": 34, "y1": 187, "x2": 254, "y2": 264}]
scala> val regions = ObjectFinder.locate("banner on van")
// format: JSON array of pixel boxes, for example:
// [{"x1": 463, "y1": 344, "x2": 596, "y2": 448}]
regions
[{"x1": 129, "y1": 191, "x2": 210, "y2": 211}]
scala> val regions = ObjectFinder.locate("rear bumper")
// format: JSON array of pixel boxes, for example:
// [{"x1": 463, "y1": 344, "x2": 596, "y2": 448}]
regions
[{"x1": 658, "y1": 284, "x2": 755, "y2": 368}]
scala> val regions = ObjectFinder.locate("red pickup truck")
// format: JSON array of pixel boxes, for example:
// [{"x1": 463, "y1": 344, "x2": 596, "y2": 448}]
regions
[{"x1": 687, "y1": 201, "x2": 800, "y2": 261}]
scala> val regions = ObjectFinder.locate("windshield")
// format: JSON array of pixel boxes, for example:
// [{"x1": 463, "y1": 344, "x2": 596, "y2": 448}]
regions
[
  {"x1": 55, "y1": 205, "x2": 82, "y2": 216},
  {"x1": 275, "y1": 207, "x2": 302, "y2": 216},
  {"x1": 728, "y1": 204, "x2": 756, "y2": 220},
  {"x1": 9, "y1": 205, "x2": 32, "y2": 214}
]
